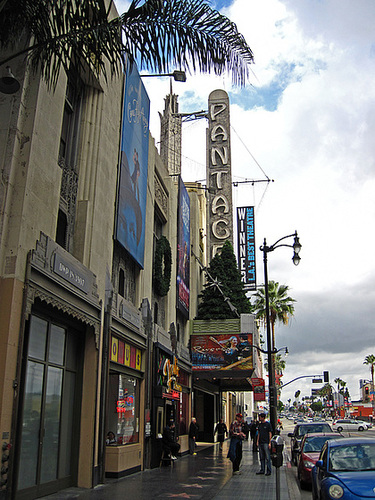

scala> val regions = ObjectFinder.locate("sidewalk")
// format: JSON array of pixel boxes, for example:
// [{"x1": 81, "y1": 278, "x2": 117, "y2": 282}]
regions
[{"x1": 41, "y1": 439, "x2": 297, "y2": 500}]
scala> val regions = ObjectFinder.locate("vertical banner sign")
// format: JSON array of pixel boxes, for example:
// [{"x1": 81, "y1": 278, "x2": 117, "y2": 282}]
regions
[
  {"x1": 207, "y1": 90, "x2": 233, "y2": 261},
  {"x1": 177, "y1": 177, "x2": 190, "y2": 317},
  {"x1": 237, "y1": 207, "x2": 256, "y2": 289},
  {"x1": 252, "y1": 377, "x2": 266, "y2": 401},
  {"x1": 116, "y1": 62, "x2": 150, "y2": 268}
]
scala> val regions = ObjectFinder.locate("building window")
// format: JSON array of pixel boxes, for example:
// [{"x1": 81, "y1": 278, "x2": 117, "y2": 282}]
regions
[
  {"x1": 56, "y1": 209, "x2": 68, "y2": 249},
  {"x1": 118, "y1": 268, "x2": 125, "y2": 297},
  {"x1": 154, "y1": 302, "x2": 158, "y2": 325},
  {"x1": 113, "y1": 244, "x2": 137, "y2": 305},
  {"x1": 107, "y1": 374, "x2": 139, "y2": 445},
  {"x1": 56, "y1": 73, "x2": 82, "y2": 252},
  {"x1": 59, "y1": 77, "x2": 83, "y2": 168}
]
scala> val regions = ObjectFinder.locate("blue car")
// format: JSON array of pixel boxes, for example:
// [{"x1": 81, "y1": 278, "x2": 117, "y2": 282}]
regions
[{"x1": 312, "y1": 437, "x2": 375, "y2": 499}]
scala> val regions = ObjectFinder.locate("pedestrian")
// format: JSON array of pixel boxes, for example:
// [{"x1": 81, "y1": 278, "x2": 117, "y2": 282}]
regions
[
  {"x1": 106, "y1": 431, "x2": 116, "y2": 445},
  {"x1": 162, "y1": 420, "x2": 180, "y2": 460},
  {"x1": 227, "y1": 413, "x2": 246, "y2": 475},
  {"x1": 242, "y1": 419, "x2": 250, "y2": 440},
  {"x1": 188, "y1": 417, "x2": 199, "y2": 455},
  {"x1": 214, "y1": 418, "x2": 228, "y2": 450},
  {"x1": 276, "y1": 418, "x2": 283, "y2": 434},
  {"x1": 250, "y1": 419, "x2": 258, "y2": 452},
  {"x1": 256, "y1": 412, "x2": 272, "y2": 476}
]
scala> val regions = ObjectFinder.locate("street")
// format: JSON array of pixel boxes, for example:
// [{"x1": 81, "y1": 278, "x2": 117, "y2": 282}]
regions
[{"x1": 281, "y1": 417, "x2": 375, "y2": 500}]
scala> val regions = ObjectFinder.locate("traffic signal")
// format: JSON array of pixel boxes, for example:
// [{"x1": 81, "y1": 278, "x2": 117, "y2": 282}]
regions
[{"x1": 323, "y1": 371, "x2": 329, "y2": 383}]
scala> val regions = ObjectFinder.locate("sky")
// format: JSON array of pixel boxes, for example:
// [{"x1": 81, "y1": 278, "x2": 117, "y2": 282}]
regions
[{"x1": 115, "y1": 0, "x2": 375, "y2": 406}]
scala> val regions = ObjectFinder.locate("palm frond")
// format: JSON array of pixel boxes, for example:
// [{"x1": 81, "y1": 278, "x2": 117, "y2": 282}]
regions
[{"x1": 1, "y1": 0, "x2": 254, "y2": 90}]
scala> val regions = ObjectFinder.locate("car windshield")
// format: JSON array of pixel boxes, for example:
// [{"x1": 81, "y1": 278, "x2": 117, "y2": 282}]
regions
[
  {"x1": 298, "y1": 424, "x2": 331, "y2": 437},
  {"x1": 303, "y1": 436, "x2": 337, "y2": 452},
  {"x1": 329, "y1": 444, "x2": 375, "y2": 472}
]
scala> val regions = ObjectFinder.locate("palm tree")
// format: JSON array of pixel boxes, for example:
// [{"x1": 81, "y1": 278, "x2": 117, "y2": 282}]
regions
[
  {"x1": 318, "y1": 383, "x2": 333, "y2": 415},
  {"x1": 264, "y1": 353, "x2": 286, "y2": 395},
  {"x1": 0, "y1": 0, "x2": 254, "y2": 90},
  {"x1": 364, "y1": 354, "x2": 375, "y2": 418},
  {"x1": 251, "y1": 280, "x2": 296, "y2": 350}
]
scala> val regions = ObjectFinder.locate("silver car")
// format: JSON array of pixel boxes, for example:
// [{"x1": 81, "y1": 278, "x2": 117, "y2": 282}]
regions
[{"x1": 332, "y1": 419, "x2": 368, "y2": 432}]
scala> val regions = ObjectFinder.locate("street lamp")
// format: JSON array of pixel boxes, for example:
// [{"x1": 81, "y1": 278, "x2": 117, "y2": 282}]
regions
[
  {"x1": 260, "y1": 231, "x2": 301, "y2": 434},
  {"x1": 140, "y1": 70, "x2": 187, "y2": 82}
]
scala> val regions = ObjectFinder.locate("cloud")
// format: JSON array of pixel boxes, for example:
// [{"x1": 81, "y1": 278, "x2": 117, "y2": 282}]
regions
[{"x1": 115, "y1": 0, "x2": 375, "y2": 408}]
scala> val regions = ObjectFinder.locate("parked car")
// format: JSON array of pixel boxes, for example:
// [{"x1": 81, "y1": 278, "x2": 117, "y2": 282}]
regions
[
  {"x1": 311, "y1": 437, "x2": 375, "y2": 500},
  {"x1": 288, "y1": 422, "x2": 333, "y2": 465},
  {"x1": 332, "y1": 419, "x2": 369, "y2": 432},
  {"x1": 297, "y1": 432, "x2": 344, "y2": 488}
]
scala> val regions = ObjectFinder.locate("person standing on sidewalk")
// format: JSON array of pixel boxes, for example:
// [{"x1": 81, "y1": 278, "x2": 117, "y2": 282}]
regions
[
  {"x1": 188, "y1": 417, "x2": 199, "y2": 455},
  {"x1": 214, "y1": 418, "x2": 228, "y2": 450},
  {"x1": 256, "y1": 412, "x2": 273, "y2": 476},
  {"x1": 227, "y1": 413, "x2": 246, "y2": 475},
  {"x1": 250, "y1": 418, "x2": 258, "y2": 452}
]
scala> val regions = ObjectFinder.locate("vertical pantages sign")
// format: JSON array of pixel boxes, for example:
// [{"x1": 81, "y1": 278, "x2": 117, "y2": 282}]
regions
[
  {"x1": 116, "y1": 63, "x2": 150, "y2": 268},
  {"x1": 177, "y1": 177, "x2": 190, "y2": 317},
  {"x1": 237, "y1": 207, "x2": 256, "y2": 289},
  {"x1": 207, "y1": 90, "x2": 233, "y2": 260}
]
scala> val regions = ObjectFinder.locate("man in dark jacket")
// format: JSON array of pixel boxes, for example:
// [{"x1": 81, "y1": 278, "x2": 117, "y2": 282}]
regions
[
  {"x1": 214, "y1": 418, "x2": 228, "y2": 450},
  {"x1": 188, "y1": 417, "x2": 199, "y2": 455},
  {"x1": 162, "y1": 420, "x2": 180, "y2": 460}
]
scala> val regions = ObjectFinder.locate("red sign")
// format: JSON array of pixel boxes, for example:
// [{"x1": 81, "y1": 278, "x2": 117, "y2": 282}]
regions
[
  {"x1": 252, "y1": 377, "x2": 265, "y2": 401},
  {"x1": 162, "y1": 390, "x2": 180, "y2": 400}
]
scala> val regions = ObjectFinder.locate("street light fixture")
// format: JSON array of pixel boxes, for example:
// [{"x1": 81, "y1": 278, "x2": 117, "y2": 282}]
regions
[
  {"x1": 260, "y1": 230, "x2": 301, "y2": 435},
  {"x1": 140, "y1": 70, "x2": 187, "y2": 82},
  {"x1": 248, "y1": 344, "x2": 288, "y2": 357}
]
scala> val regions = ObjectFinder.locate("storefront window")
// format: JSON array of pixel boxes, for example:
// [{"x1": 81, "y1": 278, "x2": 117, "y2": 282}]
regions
[{"x1": 107, "y1": 374, "x2": 139, "y2": 445}]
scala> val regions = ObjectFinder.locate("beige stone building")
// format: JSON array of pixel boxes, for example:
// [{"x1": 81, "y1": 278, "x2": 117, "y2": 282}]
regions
[{"x1": 0, "y1": 13, "x2": 199, "y2": 500}]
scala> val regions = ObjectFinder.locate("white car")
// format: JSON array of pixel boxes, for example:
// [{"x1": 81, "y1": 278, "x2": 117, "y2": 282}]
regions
[{"x1": 332, "y1": 419, "x2": 368, "y2": 432}]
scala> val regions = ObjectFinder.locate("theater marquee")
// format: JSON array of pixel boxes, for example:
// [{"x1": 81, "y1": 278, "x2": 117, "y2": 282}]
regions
[{"x1": 207, "y1": 90, "x2": 233, "y2": 259}]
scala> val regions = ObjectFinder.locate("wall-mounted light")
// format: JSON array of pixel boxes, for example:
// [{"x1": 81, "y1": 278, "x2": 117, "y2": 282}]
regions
[{"x1": 0, "y1": 66, "x2": 20, "y2": 94}]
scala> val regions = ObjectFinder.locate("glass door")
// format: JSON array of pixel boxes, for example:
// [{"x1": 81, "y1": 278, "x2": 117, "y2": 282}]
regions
[{"x1": 16, "y1": 314, "x2": 82, "y2": 499}]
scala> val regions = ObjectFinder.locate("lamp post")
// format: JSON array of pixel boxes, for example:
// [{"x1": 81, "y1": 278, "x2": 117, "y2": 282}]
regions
[{"x1": 260, "y1": 231, "x2": 301, "y2": 434}]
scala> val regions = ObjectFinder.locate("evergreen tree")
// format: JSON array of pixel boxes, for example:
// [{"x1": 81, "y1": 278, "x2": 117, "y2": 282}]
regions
[{"x1": 196, "y1": 240, "x2": 251, "y2": 319}]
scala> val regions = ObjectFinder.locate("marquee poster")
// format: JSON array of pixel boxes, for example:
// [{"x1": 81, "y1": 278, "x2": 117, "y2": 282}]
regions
[{"x1": 191, "y1": 333, "x2": 253, "y2": 371}]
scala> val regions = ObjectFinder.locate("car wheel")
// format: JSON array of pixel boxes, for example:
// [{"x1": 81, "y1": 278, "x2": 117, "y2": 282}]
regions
[
  {"x1": 336, "y1": 426, "x2": 343, "y2": 432},
  {"x1": 358, "y1": 426, "x2": 364, "y2": 431}
]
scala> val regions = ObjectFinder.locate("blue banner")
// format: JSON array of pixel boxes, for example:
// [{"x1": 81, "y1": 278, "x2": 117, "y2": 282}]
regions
[
  {"x1": 116, "y1": 63, "x2": 150, "y2": 268},
  {"x1": 237, "y1": 207, "x2": 256, "y2": 289},
  {"x1": 176, "y1": 177, "x2": 190, "y2": 317}
]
